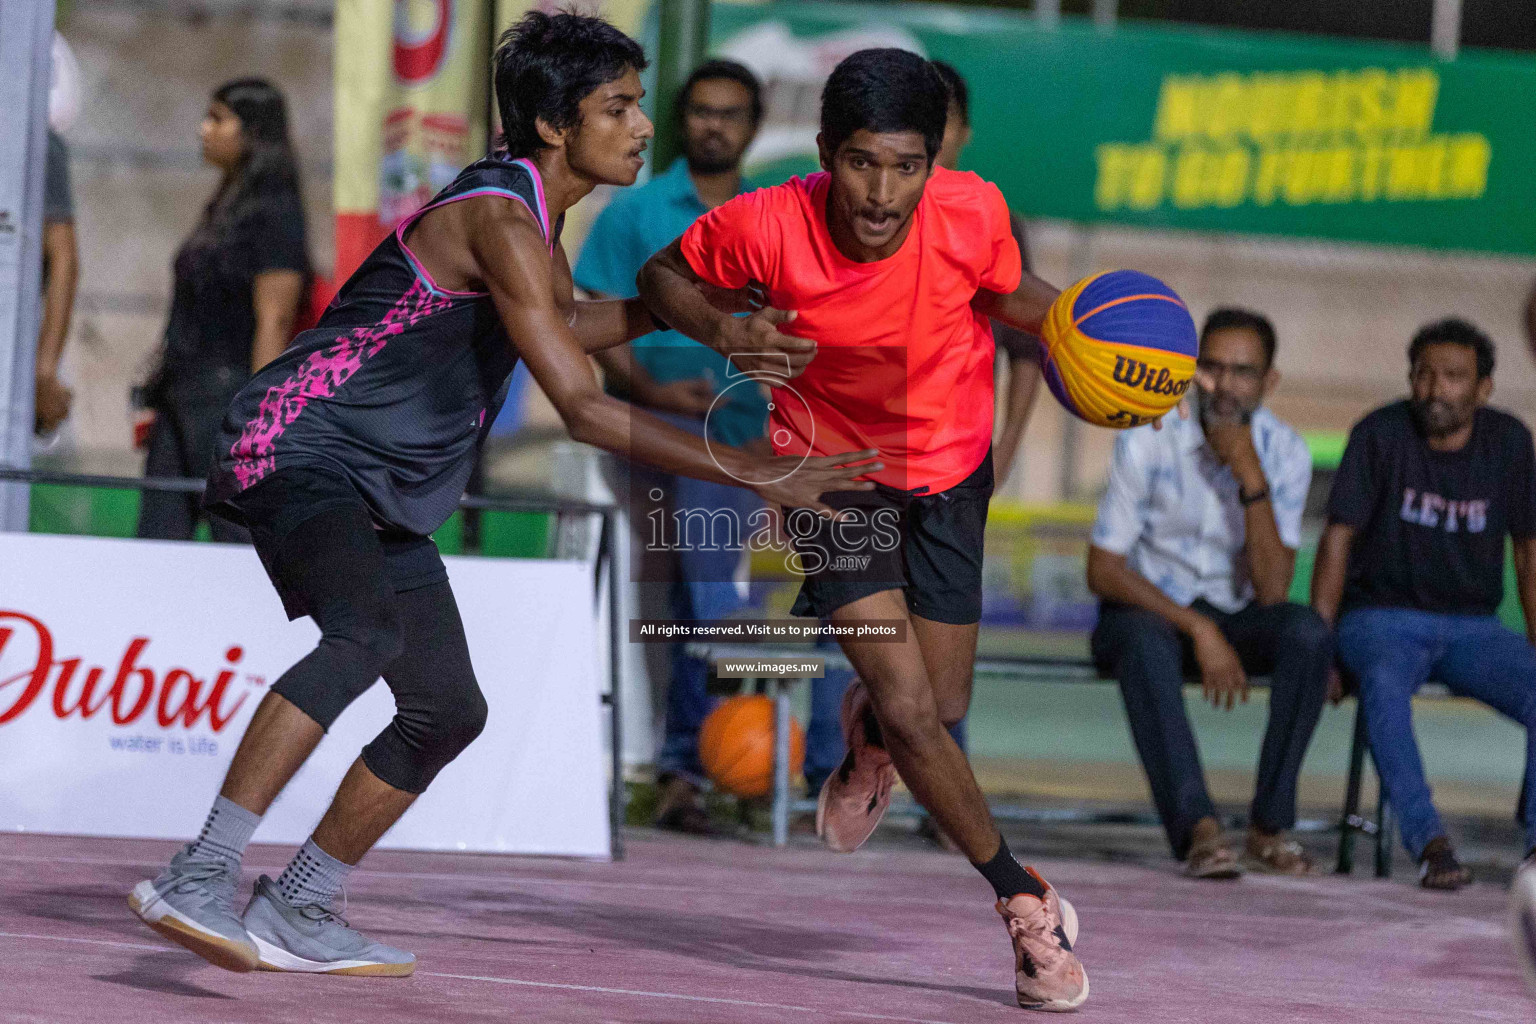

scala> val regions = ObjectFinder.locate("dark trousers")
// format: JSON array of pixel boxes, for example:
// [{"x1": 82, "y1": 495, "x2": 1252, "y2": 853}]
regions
[
  {"x1": 138, "y1": 400, "x2": 248, "y2": 543},
  {"x1": 1091, "y1": 599, "x2": 1332, "y2": 859}
]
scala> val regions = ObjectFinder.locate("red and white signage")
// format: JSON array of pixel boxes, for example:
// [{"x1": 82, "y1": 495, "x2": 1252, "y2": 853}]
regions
[{"x1": 0, "y1": 533, "x2": 609, "y2": 858}]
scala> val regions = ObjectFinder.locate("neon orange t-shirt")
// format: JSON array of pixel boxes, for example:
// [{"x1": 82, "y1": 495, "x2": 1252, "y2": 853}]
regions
[{"x1": 680, "y1": 166, "x2": 1022, "y2": 494}]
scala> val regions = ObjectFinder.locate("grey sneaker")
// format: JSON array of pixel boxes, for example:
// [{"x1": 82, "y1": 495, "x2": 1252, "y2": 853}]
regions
[
  {"x1": 243, "y1": 875, "x2": 415, "y2": 977},
  {"x1": 128, "y1": 845, "x2": 259, "y2": 972},
  {"x1": 1509, "y1": 851, "x2": 1536, "y2": 995}
]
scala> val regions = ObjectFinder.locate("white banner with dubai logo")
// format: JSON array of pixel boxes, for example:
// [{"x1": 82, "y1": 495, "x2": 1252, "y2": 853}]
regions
[{"x1": 0, "y1": 533, "x2": 609, "y2": 858}]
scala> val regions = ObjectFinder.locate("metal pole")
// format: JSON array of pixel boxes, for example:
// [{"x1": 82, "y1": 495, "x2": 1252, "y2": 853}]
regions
[
  {"x1": 0, "y1": 466, "x2": 615, "y2": 515},
  {"x1": 0, "y1": 0, "x2": 55, "y2": 531},
  {"x1": 1035, "y1": 0, "x2": 1061, "y2": 31},
  {"x1": 1336, "y1": 701, "x2": 1370, "y2": 875},
  {"x1": 602, "y1": 508, "x2": 626, "y2": 860},
  {"x1": 652, "y1": 0, "x2": 711, "y2": 175},
  {"x1": 1374, "y1": 791, "x2": 1394, "y2": 878},
  {"x1": 1091, "y1": 0, "x2": 1118, "y2": 32},
  {"x1": 771, "y1": 678, "x2": 791, "y2": 848},
  {"x1": 1431, "y1": 0, "x2": 1462, "y2": 59}
]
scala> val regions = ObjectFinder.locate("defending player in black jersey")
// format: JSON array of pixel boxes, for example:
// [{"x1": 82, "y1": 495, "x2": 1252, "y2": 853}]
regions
[{"x1": 129, "y1": 11, "x2": 876, "y2": 976}]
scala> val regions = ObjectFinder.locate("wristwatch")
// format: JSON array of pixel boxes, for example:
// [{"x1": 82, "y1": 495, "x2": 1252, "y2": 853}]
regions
[{"x1": 1238, "y1": 483, "x2": 1270, "y2": 506}]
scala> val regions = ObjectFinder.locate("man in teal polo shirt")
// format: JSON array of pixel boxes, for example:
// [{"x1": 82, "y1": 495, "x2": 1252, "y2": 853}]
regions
[
  {"x1": 576, "y1": 64, "x2": 770, "y2": 446},
  {"x1": 576, "y1": 60, "x2": 783, "y2": 833}
]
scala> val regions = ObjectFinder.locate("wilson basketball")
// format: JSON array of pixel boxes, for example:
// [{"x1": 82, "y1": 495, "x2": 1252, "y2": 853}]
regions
[
  {"x1": 699, "y1": 694, "x2": 805, "y2": 799},
  {"x1": 1040, "y1": 269, "x2": 1199, "y2": 429}
]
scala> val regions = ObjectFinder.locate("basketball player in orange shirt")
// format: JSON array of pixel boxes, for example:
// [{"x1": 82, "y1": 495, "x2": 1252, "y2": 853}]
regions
[{"x1": 641, "y1": 49, "x2": 1086, "y2": 1011}]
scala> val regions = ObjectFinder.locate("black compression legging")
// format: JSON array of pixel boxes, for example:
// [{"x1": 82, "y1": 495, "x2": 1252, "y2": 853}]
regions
[{"x1": 266, "y1": 504, "x2": 487, "y2": 794}]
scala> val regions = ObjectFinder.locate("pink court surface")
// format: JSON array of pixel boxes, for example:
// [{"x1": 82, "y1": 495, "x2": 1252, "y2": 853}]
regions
[{"x1": 0, "y1": 830, "x2": 1527, "y2": 1023}]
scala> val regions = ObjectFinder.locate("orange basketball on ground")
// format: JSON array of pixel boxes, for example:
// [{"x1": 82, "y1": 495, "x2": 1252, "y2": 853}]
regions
[{"x1": 698, "y1": 694, "x2": 805, "y2": 799}]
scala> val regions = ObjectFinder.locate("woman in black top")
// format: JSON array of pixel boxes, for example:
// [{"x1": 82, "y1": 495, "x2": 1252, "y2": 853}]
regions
[{"x1": 138, "y1": 78, "x2": 309, "y2": 542}]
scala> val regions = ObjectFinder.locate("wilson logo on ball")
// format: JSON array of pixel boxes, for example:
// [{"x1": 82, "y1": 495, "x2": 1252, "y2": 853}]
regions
[{"x1": 1111, "y1": 356, "x2": 1192, "y2": 397}]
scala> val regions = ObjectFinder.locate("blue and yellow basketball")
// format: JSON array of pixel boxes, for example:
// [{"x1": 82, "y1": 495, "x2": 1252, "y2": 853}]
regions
[{"x1": 1039, "y1": 270, "x2": 1199, "y2": 429}]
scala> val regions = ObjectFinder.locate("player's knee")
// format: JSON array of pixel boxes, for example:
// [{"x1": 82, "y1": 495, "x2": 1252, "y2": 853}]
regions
[
  {"x1": 414, "y1": 677, "x2": 488, "y2": 766},
  {"x1": 440, "y1": 682, "x2": 489, "y2": 755},
  {"x1": 272, "y1": 609, "x2": 405, "y2": 730},
  {"x1": 877, "y1": 693, "x2": 946, "y2": 751},
  {"x1": 930, "y1": 671, "x2": 973, "y2": 728},
  {"x1": 363, "y1": 677, "x2": 486, "y2": 794},
  {"x1": 935, "y1": 697, "x2": 968, "y2": 731}
]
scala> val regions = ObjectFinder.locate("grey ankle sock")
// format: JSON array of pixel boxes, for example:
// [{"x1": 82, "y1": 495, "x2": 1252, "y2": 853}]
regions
[
  {"x1": 276, "y1": 838, "x2": 353, "y2": 907},
  {"x1": 187, "y1": 795, "x2": 261, "y2": 864}
]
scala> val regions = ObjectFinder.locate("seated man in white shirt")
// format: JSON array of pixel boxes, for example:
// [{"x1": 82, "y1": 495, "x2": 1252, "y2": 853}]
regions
[{"x1": 1086, "y1": 308, "x2": 1330, "y2": 879}]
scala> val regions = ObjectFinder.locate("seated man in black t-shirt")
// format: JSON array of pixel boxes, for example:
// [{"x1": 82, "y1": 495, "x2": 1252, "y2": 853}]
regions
[{"x1": 1312, "y1": 319, "x2": 1536, "y2": 890}]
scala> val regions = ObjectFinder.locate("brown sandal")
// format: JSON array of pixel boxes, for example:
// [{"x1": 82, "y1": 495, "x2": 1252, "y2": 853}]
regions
[
  {"x1": 1185, "y1": 837, "x2": 1243, "y2": 879},
  {"x1": 1243, "y1": 835, "x2": 1313, "y2": 875},
  {"x1": 1419, "y1": 837, "x2": 1472, "y2": 890}
]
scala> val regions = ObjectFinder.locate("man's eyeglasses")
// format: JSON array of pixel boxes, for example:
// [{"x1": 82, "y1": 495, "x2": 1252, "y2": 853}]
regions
[{"x1": 1196, "y1": 357, "x2": 1265, "y2": 384}]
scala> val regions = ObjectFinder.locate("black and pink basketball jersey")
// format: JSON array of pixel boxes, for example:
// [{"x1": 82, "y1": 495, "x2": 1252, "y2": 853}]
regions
[{"x1": 206, "y1": 152, "x2": 562, "y2": 536}]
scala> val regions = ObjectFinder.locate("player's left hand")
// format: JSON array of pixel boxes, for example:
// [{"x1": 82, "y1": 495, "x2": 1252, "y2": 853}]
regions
[
  {"x1": 750, "y1": 449, "x2": 882, "y2": 516},
  {"x1": 718, "y1": 305, "x2": 815, "y2": 379}
]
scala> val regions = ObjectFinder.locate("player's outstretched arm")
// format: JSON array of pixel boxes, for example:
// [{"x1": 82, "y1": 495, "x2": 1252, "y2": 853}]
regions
[
  {"x1": 469, "y1": 201, "x2": 878, "y2": 514},
  {"x1": 556, "y1": 243, "x2": 760, "y2": 356},
  {"x1": 972, "y1": 271, "x2": 1060, "y2": 335},
  {"x1": 639, "y1": 238, "x2": 816, "y2": 379},
  {"x1": 553, "y1": 242, "x2": 655, "y2": 355}
]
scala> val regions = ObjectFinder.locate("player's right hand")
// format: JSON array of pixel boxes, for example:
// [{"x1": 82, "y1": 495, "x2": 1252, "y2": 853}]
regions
[
  {"x1": 718, "y1": 306, "x2": 816, "y2": 379},
  {"x1": 750, "y1": 449, "x2": 881, "y2": 515}
]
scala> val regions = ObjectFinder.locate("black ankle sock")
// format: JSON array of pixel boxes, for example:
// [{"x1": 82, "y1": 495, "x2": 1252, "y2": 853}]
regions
[{"x1": 972, "y1": 836, "x2": 1047, "y2": 900}]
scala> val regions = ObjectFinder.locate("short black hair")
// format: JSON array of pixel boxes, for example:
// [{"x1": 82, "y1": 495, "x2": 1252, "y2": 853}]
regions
[
  {"x1": 493, "y1": 10, "x2": 647, "y2": 159},
  {"x1": 1409, "y1": 317, "x2": 1496, "y2": 379},
  {"x1": 676, "y1": 58, "x2": 762, "y2": 125},
  {"x1": 820, "y1": 48, "x2": 948, "y2": 163},
  {"x1": 930, "y1": 60, "x2": 969, "y2": 126},
  {"x1": 1201, "y1": 307, "x2": 1277, "y2": 369}
]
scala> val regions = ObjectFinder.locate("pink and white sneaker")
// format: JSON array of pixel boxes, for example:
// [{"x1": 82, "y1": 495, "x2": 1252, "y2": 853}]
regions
[
  {"x1": 815, "y1": 677, "x2": 896, "y2": 853},
  {"x1": 997, "y1": 869, "x2": 1089, "y2": 1012}
]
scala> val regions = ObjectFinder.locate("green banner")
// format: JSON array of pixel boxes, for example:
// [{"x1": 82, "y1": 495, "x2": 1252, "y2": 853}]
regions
[{"x1": 709, "y1": 2, "x2": 1536, "y2": 255}]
